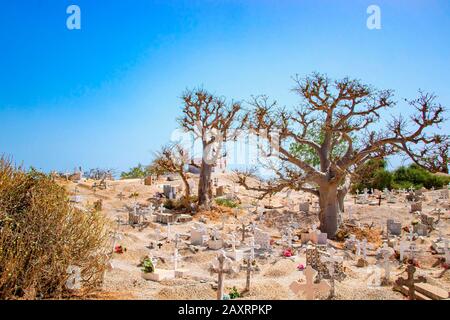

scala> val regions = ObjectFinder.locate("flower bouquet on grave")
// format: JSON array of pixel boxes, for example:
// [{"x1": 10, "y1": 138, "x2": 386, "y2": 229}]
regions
[
  {"x1": 297, "y1": 264, "x2": 305, "y2": 271},
  {"x1": 141, "y1": 257, "x2": 156, "y2": 273},
  {"x1": 283, "y1": 248, "x2": 294, "y2": 257},
  {"x1": 114, "y1": 245, "x2": 126, "y2": 254}
]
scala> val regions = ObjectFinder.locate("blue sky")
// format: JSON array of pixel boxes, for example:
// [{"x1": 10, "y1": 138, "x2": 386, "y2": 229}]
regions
[{"x1": 0, "y1": 0, "x2": 449, "y2": 173}]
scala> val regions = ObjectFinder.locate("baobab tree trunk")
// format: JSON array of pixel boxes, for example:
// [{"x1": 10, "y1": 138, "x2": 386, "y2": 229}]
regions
[
  {"x1": 318, "y1": 184, "x2": 339, "y2": 238},
  {"x1": 198, "y1": 158, "x2": 213, "y2": 207}
]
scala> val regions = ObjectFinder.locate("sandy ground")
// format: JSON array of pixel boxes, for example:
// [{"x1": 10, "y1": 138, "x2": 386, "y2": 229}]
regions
[{"x1": 64, "y1": 173, "x2": 450, "y2": 300}]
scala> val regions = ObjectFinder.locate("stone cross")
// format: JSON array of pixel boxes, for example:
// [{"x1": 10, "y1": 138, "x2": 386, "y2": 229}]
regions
[
  {"x1": 117, "y1": 192, "x2": 125, "y2": 201},
  {"x1": 228, "y1": 232, "x2": 240, "y2": 251},
  {"x1": 209, "y1": 250, "x2": 239, "y2": 300},
  {"x1": 149, "y1": 203, "x2": 155, "y2": 214},
  {"x1": 380, "y1": 250, "x2": 393, "y2": 282},
  {"x1": 159, "y1": 203, "x2": 165, "y2": 214},
  {"x1": 395, "y1": 265, "x2": 426, "y2": 300},
  {"x1": 243, "y1": 255, "x2": 258, "y2": 293},
  {"x1": 248, "y1": 237, "x2": 261, "y2": 260},
  {"x1": 289, "y1": 265, "x2": 331, "y2": 300},
  {"x1": 173, "y1": 248, "x2": 181, "y2": 271},
  {"x1": 282, "y1": 227, "x2": 299, "y2": 249},
  {"x1": 320, "y1": 248, "x2": 342, "y2": 297}
]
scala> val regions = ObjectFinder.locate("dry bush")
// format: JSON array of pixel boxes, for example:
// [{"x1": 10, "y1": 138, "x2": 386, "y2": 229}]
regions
[{"x1": 0, "y1": 158, "x2": 109, "y2": 299}]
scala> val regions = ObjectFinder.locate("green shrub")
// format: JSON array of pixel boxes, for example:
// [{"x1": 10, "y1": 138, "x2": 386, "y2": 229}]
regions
[{"x1": 215, "y1": 198, "x2": 238, "y2": 208}]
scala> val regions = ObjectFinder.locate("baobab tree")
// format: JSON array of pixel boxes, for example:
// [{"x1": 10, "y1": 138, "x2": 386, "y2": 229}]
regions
[
  {"x1": 235, "y1": 73, "x2": 445, "y2": 238},
  {"x1": 151, "y1": 144, "x2": 191, "y2": 200},
  {"x1": 398, "y1": 130, "x2": 449, "y2": 174},
  {"x1": 178, "y1": 89, "x2": 244, "y2": 207}
]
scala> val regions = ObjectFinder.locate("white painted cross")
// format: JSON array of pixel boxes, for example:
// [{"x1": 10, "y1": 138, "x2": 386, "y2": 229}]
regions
[
  {"x1": 173, "y1": 248, "x2": 181, "y2": 271},
  {"x1": 282, "y1": 227, "x2": 299, "y2": 248},
  {"x1": 380, "y1": 250, "x2": 393, "y2": 282},
  {"x1": 361, "y1": 239, "x2": 368, "y2": 260},
  {"x1": 159, "y1": 203, "x2": 165, "y2": 214},
  {"x1": 399, "y1": 240, "x2": 410, "y2": 262},
  {"x1": 248, "y1": 237, "x2": 261, "y2": 260},
  {"x1": 166, "y1": 223, "x2": 172, "y2": 241},
  {"x1": 289, "y1": 266, "x2": 331, "y2": 300},
  {"x1": 228, "y1": 232, "x2": 240, "y2": 252},
  {"x1": 209, "y1": 250, "x2": 239, "y2": 300}
]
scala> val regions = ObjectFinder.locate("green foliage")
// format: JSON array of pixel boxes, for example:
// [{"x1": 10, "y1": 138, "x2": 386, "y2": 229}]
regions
[
  {"x1": 290, "y1": 126, "x2": 350, "y2": 168},
  {"x1": 215, "y1": 198, "x2": 239, "y2": 208},
  {"x1": 228, "y1": 286, "x2": 241, "y2": 299},
  {"x1": 352, "y1": 162, "x2": 450, "y2": 192},
  {"x1": 142, "y1": 257, "x2": 155, "y2": 273},
  {"x1": 120, "y1": 164, "x2": 150, "y2": 179}
]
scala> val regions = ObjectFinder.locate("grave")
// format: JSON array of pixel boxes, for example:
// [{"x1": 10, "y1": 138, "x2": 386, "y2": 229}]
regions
[
  {"x1": 225, "y1": 233, "x2": 244, "y2": 261},
  {"x1": 413, "y1": 223, "x2": 428, "y2": 237},
  {"x1": 254, "y1": 228, "x2": 272, "y2": 251},
  {"x1": 289, "y1": 266, "x2": 331, "y2": 300},
  {"x1": 386, "y1": 219, "x2": 402, "y2": 236},
  {"x1": 410, "y1": 201, "x2": 422, "y2": 213},
  {"x1": 190, "y1": 223, "x2": 208, "y2": 246},
  {"x1": 208, "y1": 228, "x2": 224, "y2": 250},
  {"x1": 209, "y1": 250, "x2": 239, "y2": 300},
  {"x1": 299, "y1": 202, "x2": 309, "y2": 214}
]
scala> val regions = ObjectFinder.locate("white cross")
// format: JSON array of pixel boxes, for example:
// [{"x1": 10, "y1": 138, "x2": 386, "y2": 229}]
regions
[
  {"x1": 173, "y1": 248, "x2": 181, "y2": 271},
  {"x1": 166, "y1": 223, "x2": 172, "y2": 240},
  {"x1": 399, "y1": 240, "x2": 410, "y2": 262},
  {"x1": 149, "y1": 203, "x2": 155, "y2": 214},
  {"x1": 289, "y1": 266, "x2": 331, "y2": 300},
  {"x1": 355, "y1": 240, "x2": 361, "y2": 256},
  {"x1": 159, "y1": 203, "x2": 165, "y2": 214},
  {"x1": 248, "y1": 237, "x2": 261, "y2": 260},
  {"x1": 282, "y1": 227, "x2": 299, "y2": 248},
  {"x1": 209, "y1": 250, "x2": 239, "y2": 300},
  {"x1": 228, "y1": 233, "x2": 240, "y2": 251},
  {"x1": 380, "y1": 251, "x2": 393, "y2": 281}
]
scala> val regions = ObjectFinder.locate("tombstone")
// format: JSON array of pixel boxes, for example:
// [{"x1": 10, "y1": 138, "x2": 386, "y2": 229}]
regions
[
  {"x1": 190, "y1": 222, "x2": 209, "y2": 246},
  {"x1": 413, "y1": 223, "x2": 428, "y2": 237},
  {"x1": 209, "y1": 250, "x2": 239, "y2": 300},
  {"x1": 163, "y1": 185, "x2": 177, "y2": 199},
  {"x1": 398, "y1": 241, "x2": 410, "y2": 262},
  {"x1": 410, "y1": 202, "x2": 422, "y2": 213},
  {"x1": 226, "y1": 233, "x2": 243, "y2": 261},
  {"x1": 299, "y1": 202, "x2": 310, "y2": 214},
  {"x1": 208, "y1": 228, "x2": 224, "y2": 250},
  {"x1": 306, "y1": 245, "x2": 321, "y2": 270},
  {"x1": 387, "y1": 219, "x2": 402, "y2": 236},
  {"x1": 289, "y1": 266, "x2": 331, "y2": 300},
  {"x1": 281, "y1": 227, "x2": 299, "y2": 249},
  {"x1": 254, "y1": 228, "x2": 271, "y2": 251},
  {"x1": 379, "y1": 250, "x2": 394, "y2": 284}
]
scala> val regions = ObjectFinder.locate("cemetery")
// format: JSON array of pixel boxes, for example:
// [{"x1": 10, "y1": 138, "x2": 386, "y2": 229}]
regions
[
  {"x1": 55, "y1": 168, "x2": 450, "y2": 300},
  {"x1": 1, "y1": 3, "x2": 449, "y2": 303}
]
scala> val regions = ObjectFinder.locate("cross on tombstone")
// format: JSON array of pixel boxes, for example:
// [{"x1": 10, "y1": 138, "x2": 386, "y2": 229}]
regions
[
  {"x1": 289, "y1": 265, "x2": 331, "y2": 300},
  {"x1": 379, "y1": 250, "x2": 394, "y2": 283},
  {"x1": 159, "y1": 203, "x2": 165, "y2": 214},
  {"x1": 209, "y1": 250, "x2": 239, "y2": 300},
  {"x1": 282, "y1": 227, "x2": 299, "y2": 249},
  {"x1": 395, "y1": 264, "x2": 426, "y2": 300},
  {"x1": 238, "y1": 215, "x2": 252, "y2": 242},
  {"x1": 149, "y1": 203, "x2": 155, "y2": 214},
  {"x1": 320, "y1": 248, "x2": 342, "y2": 298},
  {"x1": 355, "y1": 239, "x2": 361, "y2": 256}
]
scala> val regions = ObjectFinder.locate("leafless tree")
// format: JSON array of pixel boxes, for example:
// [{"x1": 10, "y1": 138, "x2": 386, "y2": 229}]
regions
[
  {"x1": 152, "y1": 144, "x2": 191, "y2": 199},
  {"x1": 235, "y1": 73, "x2": 445, "y2": 238},
  {"x1": 178, "y1": 89, "x2": 245, "y2": 207}
]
